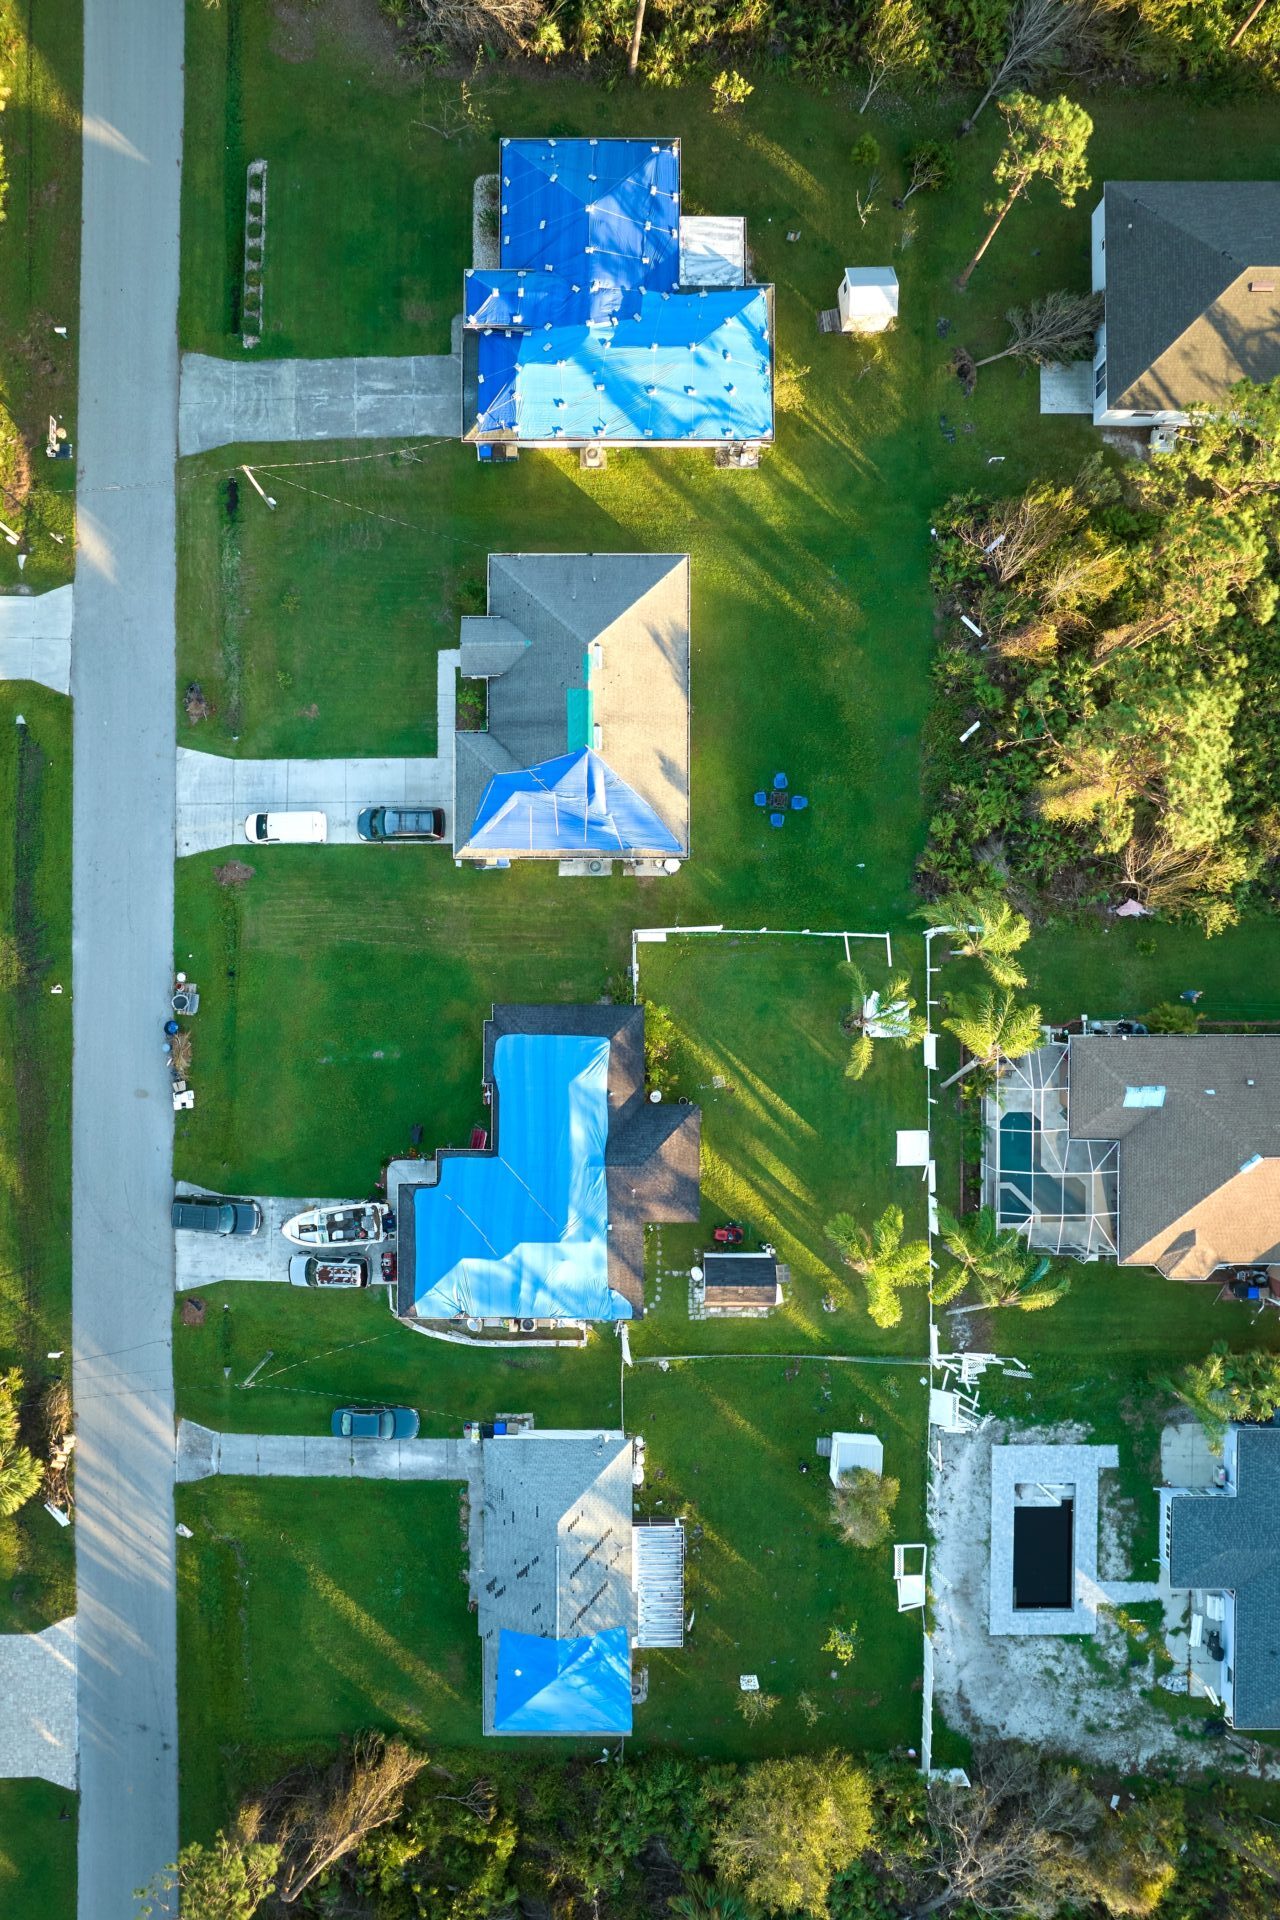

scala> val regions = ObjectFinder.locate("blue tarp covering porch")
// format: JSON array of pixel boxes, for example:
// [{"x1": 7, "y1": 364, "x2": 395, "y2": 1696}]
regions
[
  {"x1": 411, "y1": 1033, "x2": 633, "y2": 1321},
  {"x1": 467, "y1": 748, "x2": 681, "y2": 857},
  {"x1": 494, "y1": 1626, "x2": 633, "y2": 1734}
]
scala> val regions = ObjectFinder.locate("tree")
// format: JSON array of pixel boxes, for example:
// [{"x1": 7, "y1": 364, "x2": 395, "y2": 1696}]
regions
[
  {"x1": 1173, "y1": 1343, "x2": 1280, "y2": 1452},
  {"x1": 627, "y1": 0, "x2": 646, "y2": 78},
  {"x1": 918, "y1": 890, "x2": 1031, "y2": 988},
  {"x1": 911, "y1": 1744, "x2": 1104, "y2": 1918},
  {"x1": 900, "y1": 139, "x2": 955, "y2": 204},
  {"x1": 1143, "y1": 999, "x2": 1202, "y2": 1034},
  {"x1": 710, "y1": 70, "x2": 753, "y2": 114},
  {"x1": 140, "y1": 1819, "x2": 280, "y2": 1920},
  {"x1": 964, "y1": 0, "x2": 1102, "y2": 132},
  {"x1": 710, "y1": 1753, "x2": 873, "y2": 1915},
  {"x1": 268, "y1": 1733, "x2": 428, "y2": 1904},
  {"x1": 940, "y1": 990, "x2": 1044, "y2": 1084},
  {"x1": 840, "y1": 961, "x2": 927, "y2": 1080},
  {"x1": 935, "y1": 1205, "x2": 1071, "y2": 1314},
  {"x1": 957, "y1": 94, "x2": 1092, "y2": 291},
  {"x1": 972, "y1": 289, "x2": 1103, "y2": 370},
  {"x1": 0, "y1": 1369, "x2": 42, "y2": 1518},
  {"x1": 858, "y1": 0, "x2": 940, "y2": 114},
  {"x1": 831, "y1": 1466, "x2": 901, "y2": 1549},
  {"x1": 826, "y1": 1204, "x2": 931, "y2": 1328}
]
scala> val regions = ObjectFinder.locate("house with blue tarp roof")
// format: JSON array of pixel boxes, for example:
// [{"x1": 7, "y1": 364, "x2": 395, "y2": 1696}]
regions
[
  {"x1": 396, "y1": 1004, "x2": 701, "y2": 1326},
  {"x1": 454, "y1": 552, "x2": 690, "y2": 872},
  {"x1": 462, "y1": 137, "x2": 773, "y2": 448}
]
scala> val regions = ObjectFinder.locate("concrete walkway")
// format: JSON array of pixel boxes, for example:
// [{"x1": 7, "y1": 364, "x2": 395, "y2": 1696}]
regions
[
  {"x1": 178, "y1": 349, "x2": 460, "y2": 455},
  {"x1": 72, "y1": 1, "x2": 184, "y2": 1909},
  {"x1": 177, "y1": 1420, "x2": 474, "y2": 1484},
  {"x1": 0, "y1": 1617, "x2": 78, "y2": 1789},
  {"x1": 177, "y1": 648, "x2": 459, "y2": 854},
  {"x1": 0, "y1": 585, "x2": 74, "y2": 693}
]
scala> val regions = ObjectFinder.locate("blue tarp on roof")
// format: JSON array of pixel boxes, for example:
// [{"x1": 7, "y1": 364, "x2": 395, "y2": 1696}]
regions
[
  {"x1": 494, "y1": 1626, "x2": 633, "y2": 1735},
  {"x1": 467, "y1": 748, "x2": 681, "y2": 856},
  {"x1": 465, "y1": 137, "x2": 772, "y2": 444},
  {"x1": 411, "y1": 1033, "x2": 632, "y2": 1322}
]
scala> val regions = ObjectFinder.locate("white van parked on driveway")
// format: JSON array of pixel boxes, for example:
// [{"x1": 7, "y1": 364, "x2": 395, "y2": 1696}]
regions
[{"x1": 244, "y1": 811, "x2": 328, "y2": 844}]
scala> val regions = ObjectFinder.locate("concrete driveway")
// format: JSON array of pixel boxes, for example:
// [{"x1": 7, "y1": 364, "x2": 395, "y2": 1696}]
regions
[
  {"x1": 0, "y1": 586, "x2": 74, "y2": 693},
  {"x1": 0, "y1": 1617, "x2": 78, "y2": 1789},
  {"x1": 178, "y1": 348, "x2": 460, "y2": 455},
  {"x1": 176, "y1": 748, "x2": 452, "y2": 855},
  {"x1": 173, "y1": 1184, "x2": 397, "y2": 1290},
  {"x1": 177, "y1": 1420, "x2": 474, "y2": 1483}
]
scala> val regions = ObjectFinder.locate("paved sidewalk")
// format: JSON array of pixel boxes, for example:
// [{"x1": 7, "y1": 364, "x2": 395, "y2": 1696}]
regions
[
  {"x1": 0, "y1": 1617, "x2": 78, "y2": 1788},
  {"x1": 72, "y1": 1, "x2": 184, "y2": 1909},
  {"x1": 179, "y1": 350, "x2": 460, "y2": 455},
  {"x1": 0, "y1": 586, "x2": 74, "y2": 693},
  {"x1": 177, "y1": 1420, "x2": 475, "y2": 1484}
]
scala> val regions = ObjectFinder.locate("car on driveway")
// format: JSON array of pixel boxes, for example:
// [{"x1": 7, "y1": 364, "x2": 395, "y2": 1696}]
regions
[
  {"x1": 357, "y1": 806, "x2": 446, "y2": 843},
  {"x1": 331, "y1": 1404, "x2": 420, "y2": 1440},
  {"x1": 172, "y1": 1195, "x2": 262, "y2": 1235},
  {"x1": 244, "y1": 811, "x2": 328, "y2": 845}
]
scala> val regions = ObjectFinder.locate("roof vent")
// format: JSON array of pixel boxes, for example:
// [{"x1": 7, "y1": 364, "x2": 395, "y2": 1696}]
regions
[
  {"x1": 1240, "y1": 1154, "x2": 1264, "y2": 1175},
  {"x1": 1249, "y1": 281, "x2": 1276, "y2": 293},
  {"x1": 1123, "y1": 1085, "x2": 1166, "y2": 1108}
]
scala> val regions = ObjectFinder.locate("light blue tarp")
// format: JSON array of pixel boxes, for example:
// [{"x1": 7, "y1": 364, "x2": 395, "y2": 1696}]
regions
[
  {"x1": 494, "y1": 1626, "x2": 633, "y2": 1734},
  {"x1": 411, "y1": 1033, "x2": 632, "y2": 1322},
  {"x1": 465, "y1": 137, "x2": 773, "y2": 444},
  {"x1": 468, "y1": 748, "x2": 681, "y2": 856}
]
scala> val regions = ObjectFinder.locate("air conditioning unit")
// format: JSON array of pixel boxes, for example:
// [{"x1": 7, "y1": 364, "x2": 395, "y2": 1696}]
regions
[
  {"x1": 587, "y1": 859, "x2": 605, "y2": 876},
  {"x1": 1149, "y1": 423, "x2": 1179, "y2": 455}
]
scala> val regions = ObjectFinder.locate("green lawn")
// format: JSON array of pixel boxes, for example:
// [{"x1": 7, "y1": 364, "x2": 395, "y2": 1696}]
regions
[
  {"x1": 635, "y1": 933, "x2": 930, "y2": 1355},
  {"x1": 0, "y1": 686, "x2": 73, "y2": 1633},
  {"x1": 177, "y1": 1478, "x2": 479, "y2": 1845},
  {"x1": 0, "y1": 0, "x2": 81, "y2": 593},
  {"x1": 0, "y1": 1780, "x2": 76, "y2": 1920}
]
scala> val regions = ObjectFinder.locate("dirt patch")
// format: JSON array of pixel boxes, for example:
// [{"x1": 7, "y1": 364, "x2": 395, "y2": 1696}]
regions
[
  {"x1": 295, "y1": 702, "x2": 320, "y2": 721},
  {"x1": 180, "y1": 1298, "x2": 206, "y2": 1328},
  {"x1": 214, "y1": 860, "x2": 255, "y2": 888},
  {"x1": 0, "y1": 407, "x2": 34, "y2": 509},
  {"x1": 271, "y1": 0, "x2": 407, "y2": 79}
]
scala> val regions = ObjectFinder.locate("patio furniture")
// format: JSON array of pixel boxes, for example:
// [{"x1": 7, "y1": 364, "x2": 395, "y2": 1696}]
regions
[
  {"x1": 753, "y1": 791, "x2": 767, "y2": 807},
  {"x1": 893, "y1": 1543, "x2": 928, "y2": 1611},
  {"x1": 769, "y1": 812, "x2": 785, "y2": 829},
  {"x1": 791, "y1": 795, "x2": 808, "y2": 811},
  {"x1": 767, "y1": 788, "x2": 790, "y2": 810},
  {"x1": 773, "y1": 772, "x2": 788, "y2": 789}
]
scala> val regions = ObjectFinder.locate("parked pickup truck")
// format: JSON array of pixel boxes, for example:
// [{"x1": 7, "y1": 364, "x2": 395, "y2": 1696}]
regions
[
  {"x1": 289, "y1": 1255, "x2": 368, "y2": 1288},
  {"x1": 172, "y1": 1195, "x2": 262, "y2": 1236}
]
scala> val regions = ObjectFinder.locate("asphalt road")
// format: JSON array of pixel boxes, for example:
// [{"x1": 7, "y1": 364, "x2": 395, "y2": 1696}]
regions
[{"x1": 71, "y1": 3, "x2": 184, "y2": 1912}]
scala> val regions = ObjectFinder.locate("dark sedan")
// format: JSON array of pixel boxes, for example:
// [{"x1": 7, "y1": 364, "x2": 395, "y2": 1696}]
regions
[{"x1": 330, "y1": 1405, "x2": 420, "y2": 1440}]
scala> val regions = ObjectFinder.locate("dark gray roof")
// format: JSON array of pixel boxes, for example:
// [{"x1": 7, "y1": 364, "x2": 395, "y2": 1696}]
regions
[
  {"x1": 475, "y1": 1431, "x2": 634, "y2": 1734},
  {"x1": 1168, "y1": 1426, "x2": 1280, "y2": 1729},
  {"x1": 1067, "y1": 1035, "x2": 1280, "y2": 1272},
  {"x1": 704, "y1": 1252, "x2": 779, "y2": 1291},
  {"x1": 453, "y1": 553, "x2": 691, "y2": 860},
  {"x1": 397, "y1": 1003, "x2": 701, "y2": 1317},
  {"x1": 1103, "y1": 182, "x2": 1280, "y2": 412}
]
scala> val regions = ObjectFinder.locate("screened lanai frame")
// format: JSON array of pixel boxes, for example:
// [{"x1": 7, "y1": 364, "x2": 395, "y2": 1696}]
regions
[{"x1": 982, "y1": 1043, "x2": 1120, "y2": 1261}]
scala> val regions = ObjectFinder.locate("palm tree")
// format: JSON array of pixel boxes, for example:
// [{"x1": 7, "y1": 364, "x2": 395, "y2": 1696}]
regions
[
  {"x1": 940, "y1": 989, "x2": 1043, "y2": 1088},
  {"x1": 840, "y1": 961, "x2": 927, "y2": 1081},
  {"x1": 826, "y1": 1204, "x2": 931, "y2": 1327},
  {"x1": 0, "y1": 1368, "x2": 42, "y2": 1518},
  {"x1": 935, "y1": 1204, "x2": 1071, "y2": 1313},
  {"x1": 918, "y1": 890, "x2": 1032, "y2": 988}
]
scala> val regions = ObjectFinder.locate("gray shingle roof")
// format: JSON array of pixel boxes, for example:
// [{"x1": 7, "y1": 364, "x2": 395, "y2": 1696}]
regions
[
  {"x1": 1103, "y1": 182, "x2": 1280, "y2": 412},
  {"x1": 1168, "y1": 1426, "x2": 1280, "y2": 1729},
  {"x1": 453, "y1": 553, "x2": 691, "y2": 859},
  {"x1": 1067, "y1": 1035, "x2": 1280, "y2": 1273},
  {"x1": 475, "y1": 1432, "x2": 635, "y2": 1733}
]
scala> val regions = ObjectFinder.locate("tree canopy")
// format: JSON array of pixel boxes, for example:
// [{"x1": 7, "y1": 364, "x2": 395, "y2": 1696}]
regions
[{"x1": 710, "y1": 1753, "x2": 874, "y2": 1914}]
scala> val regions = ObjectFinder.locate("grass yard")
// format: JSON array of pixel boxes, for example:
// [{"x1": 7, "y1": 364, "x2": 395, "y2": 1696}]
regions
[
  {"x1": 629, "y1": 1360, "x2": 929, "y2": 1760},
  {"x1": 177, "y1": 1478, "x2": 479, "y2": 1846},
  {"x1": 635, "y1": 933, "x2": 930, "y2": 1355},
  {"x1": 0, "y1": 685, "x2": 73, "y2": 1633},
  {"x1": 0, "y1": 1779, "x2": 76, "y2": 1920},
  {"x1": 0, "y1": 0, "x2": 81, "y2": 593}
]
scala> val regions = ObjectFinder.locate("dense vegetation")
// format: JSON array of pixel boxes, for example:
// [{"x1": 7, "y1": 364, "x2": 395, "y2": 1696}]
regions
[
  {"x1": 387, "y1": 0, "x2": 1280, "y2": 91},
  {"x1": 920, "y1": 379, "x2": 1280, "y2": 934}
]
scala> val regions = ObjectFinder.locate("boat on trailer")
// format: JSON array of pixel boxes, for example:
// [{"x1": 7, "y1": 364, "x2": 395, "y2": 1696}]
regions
[{"x1": 281, "y1": 1202, "x2": 391, "y2": 1247}]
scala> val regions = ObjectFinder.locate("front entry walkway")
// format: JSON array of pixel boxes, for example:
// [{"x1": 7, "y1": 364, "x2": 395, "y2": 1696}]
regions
[
  {"x1": 0, "y1": 586, "x2": 73, "y2": 693},
  {"x1": 0, "y1": 1616, "x2": 78, "y2": 1788},
  {"x1": 178, "y1": 348, "x2": 460, "y2": 456},
  {"x1": 176, "y1": 1420, "x2": 474, "y2": 1484}
]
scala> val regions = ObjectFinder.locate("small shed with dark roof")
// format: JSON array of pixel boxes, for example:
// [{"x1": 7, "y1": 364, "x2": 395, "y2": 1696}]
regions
[
  {"x1": 1094, "y1": 182, "x2": 1280, "y2": 424},
  {"x1": 1168, "y1": 1426, "x2": 1280, "y2": 1730},
  {"x1": 702, "y1": 1251, "x2": 785, "y2": 1315}
]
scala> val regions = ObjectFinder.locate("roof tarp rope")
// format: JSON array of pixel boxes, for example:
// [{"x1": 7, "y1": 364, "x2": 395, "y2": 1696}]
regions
[
  {"x1": 467, "y1": 747, "x2": 681, "y2": 856},
  {"x1": 412, "y1": 1033, "x2": 632, "y2": 1321},
  {"x1": 493, "y1": 1626, "x2": 633, "y2": 1734}
]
